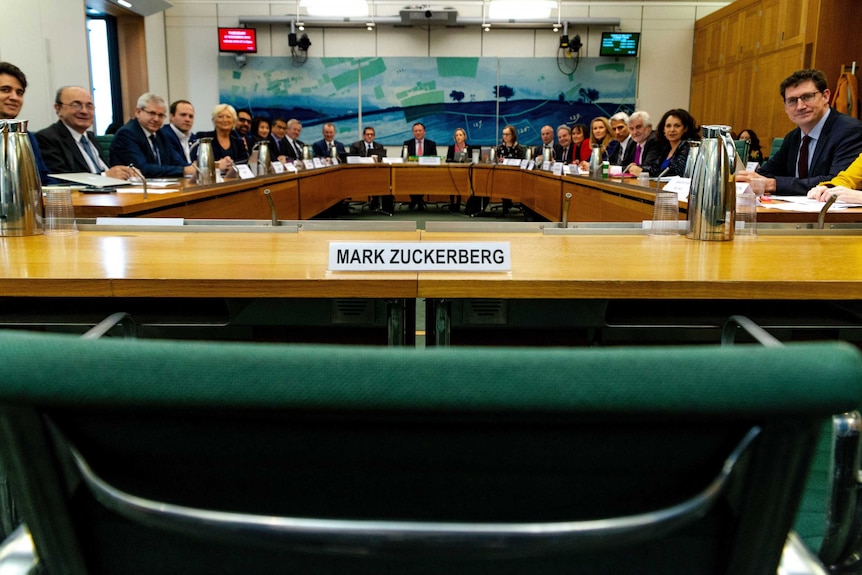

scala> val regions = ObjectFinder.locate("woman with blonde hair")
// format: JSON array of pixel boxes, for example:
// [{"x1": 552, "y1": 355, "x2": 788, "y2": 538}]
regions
[
  {"x1": 445, "y1": 127, "x2": 474, "y2": 213},
  {"x1": 589, "y1": 116, "x2": 617, "y2": 162},
  {"x1": 192, "y1": 103, "x2": 249, "y2": 170}
]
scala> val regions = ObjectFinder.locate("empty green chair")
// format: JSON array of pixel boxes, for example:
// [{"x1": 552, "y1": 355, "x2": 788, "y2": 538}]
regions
[{"x1": 0, "y1": 331, "x2": 859, "y2": 574}]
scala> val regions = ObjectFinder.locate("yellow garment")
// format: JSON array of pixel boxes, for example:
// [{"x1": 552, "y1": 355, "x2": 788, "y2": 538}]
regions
[{"x1": 824, "y1": 152, "x2": 862, "y2": 188}]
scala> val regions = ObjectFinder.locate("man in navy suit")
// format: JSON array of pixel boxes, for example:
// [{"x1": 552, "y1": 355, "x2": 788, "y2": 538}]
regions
[
  {"x1": 311, "y1": 123, "x2": 346, "y2": 161},
  {"x1": 403, "y1": 122, "x2": 437, "y2": 210},
  {"x1": 738, "y1": 69, "x2": 862, "y2": 195},
  {"x1": 36, "y1": 86, "x2": 133, "y2": 179},
  {"x1": 0, "y1": 62, "x2": 50, "y2": 184},
  {"x1": 159, "y1": 99, "x2": 196, "y2": 166},
  {"x1": 109, "y1": 93, "x2": 196, "y2": 178}
]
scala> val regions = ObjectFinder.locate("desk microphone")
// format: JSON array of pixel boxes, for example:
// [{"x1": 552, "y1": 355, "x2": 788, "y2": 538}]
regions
[{"x1": 654, "y1": 167, "x2": 670, "y2": 191}]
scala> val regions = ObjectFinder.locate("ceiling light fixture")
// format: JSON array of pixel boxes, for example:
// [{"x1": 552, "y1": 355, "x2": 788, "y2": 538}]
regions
[
  {"x1": 116, "y1": 0, "x2": 132, "y2": 7},
  {"x1": 489, "y1": 0, "x2": 554, "y2": 20},
  {"x1": 300, "y1": 0, "x2": 368, "y2": 18}
]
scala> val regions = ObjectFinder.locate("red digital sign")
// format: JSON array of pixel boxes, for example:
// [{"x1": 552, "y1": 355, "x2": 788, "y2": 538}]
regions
[{"x1": 218, "y1": 28, "x2": 257, "y2": 53}]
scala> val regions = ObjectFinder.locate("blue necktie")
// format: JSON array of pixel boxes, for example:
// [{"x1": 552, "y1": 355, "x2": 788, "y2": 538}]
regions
[
  {"x1": 149, "y1": 134, "x2": 161, "y2": 165},
  {"x1": 80, "y1": 135, "x2": 102, "y2": 173}
]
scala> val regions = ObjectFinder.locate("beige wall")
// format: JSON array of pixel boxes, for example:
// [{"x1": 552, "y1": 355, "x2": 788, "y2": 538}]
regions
[
  {"x1": 0, "y1": 0, "x2": 730, "y2": 132},
  {"x1": 159, "y1": 1, "x2": 730, "y2": 129}
]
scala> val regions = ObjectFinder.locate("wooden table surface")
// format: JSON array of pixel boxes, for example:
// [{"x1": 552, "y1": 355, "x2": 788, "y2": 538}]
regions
[
  {"x1": 417, "y1": 231, "x2": 862, "y2": 300},
  {"x1": 0, "y1": 230, "x2": 420, "y2": 298},
  {"x1": 67, "y1": 165, "x2": 862, "y2": 224},
  {"x1": 3, "y1": 229, "x2": 862, "y2": 302}
]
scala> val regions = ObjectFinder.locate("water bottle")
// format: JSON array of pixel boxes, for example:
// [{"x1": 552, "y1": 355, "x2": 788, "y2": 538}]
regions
[
  {"x1": 602, "y1": 160, "x2": 610, "y2": 179},
  {"x1": 401, "y1": 145, "x2": 408, "y2": 160},
  {"x1": 736, "y1": 188, "x2": 757, "y2": 237}
]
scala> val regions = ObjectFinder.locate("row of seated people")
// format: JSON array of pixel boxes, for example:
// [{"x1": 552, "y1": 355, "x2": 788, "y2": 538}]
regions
[{"x1": 8, "y1": 59, "x2": 862, "y2": 210}]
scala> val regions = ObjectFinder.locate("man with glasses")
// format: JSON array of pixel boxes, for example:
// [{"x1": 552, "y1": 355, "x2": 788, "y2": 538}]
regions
[
  {"x1": 624, "y1": 110, "x2": 657, "y2": 177},
  {"x1": 0, "y1": 62, "x2": 50, "y2": 184},
  {"x1": 37, "y1": 86, "x2": 133, "y2": 179},
  {"x1": 737, "y1": 68, "x2": 862, "y2": 195},
  {"x1": 235, "y1": 108, "x2": 254, "y2": 152},
  {"x1": 109, "y1": 92, "x2": 196, "y2": 178}
]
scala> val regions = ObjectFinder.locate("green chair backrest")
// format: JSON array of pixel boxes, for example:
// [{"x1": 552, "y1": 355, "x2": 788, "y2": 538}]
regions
[
  {"x1": 0, "y1": 331, "x2": 859, "y2": 575},
  {"x1": 94, "y1": 134, "x2": 113, "y2": 159},
  {"x1": 769, "y1": 136, "x2": 784, "y2": 159}
]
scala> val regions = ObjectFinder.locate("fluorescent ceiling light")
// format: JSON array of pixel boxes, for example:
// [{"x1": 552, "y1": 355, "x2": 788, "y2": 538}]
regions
[
  {"x1": 489, "y1": 0, "x2": 554, "y2": 20},
  {"x1": 117, "y1": 0, "x2": 132, "y2": 7},
  {"x1": 300, "y1": 0, "x2": 368, "y2": 17}
]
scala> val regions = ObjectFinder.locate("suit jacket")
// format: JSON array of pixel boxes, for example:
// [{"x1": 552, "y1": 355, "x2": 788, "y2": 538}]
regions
[
  {"x1": 630, "y1": 132, "x2": 658, "y2": 168},
  {"x1": 36, "y1": 120, "x2": 108, "y2": 174},
  {"x1": 280, "y1": 137, "x2": 306, "y2": 160},
  {"x1": 533, "y1": 143, "x2": 557, "y2": 161},
  {"x1": 311, "y1": 138, "x2": 347, "y2": 160},
  {"x1": 757, "y1": 110, "x2": 862, "y2": 195},
  {"x1": 446, "y1": 144, "x2": 474, "y2": 163},
  {"x1": 349, "y1": 140, "x2": 386, "y2": 158},
  {"x1": 609, "y1": 136, "x2": 636, "y2": 167},
  {"x1": 159, "y1": 124, "x2": 196, "y2": 165},
  {"x1": 404, "y1": 138, "x2": 437, "y2": 157},
  {"x1": 191, "y1": 131, "x2": 249, "y2": 164},
  {"x1": 643, "y1": 140, "x2": 691, "y2": 178},
  {"x1": 109, "y1": 119, "x2": 185, "y2": 178}
]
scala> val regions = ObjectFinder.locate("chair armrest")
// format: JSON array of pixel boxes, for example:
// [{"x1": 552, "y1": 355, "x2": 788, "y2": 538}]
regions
[
  {"x1": 721, "y1": 315, "x2": 783, "y2": 347},
  {"x1": 779, "y1": 532, "x2": 829, "y2": 575},
  {"x1": 80, "y1": 312, "x2": 137, "y2": 339},
  {"x1": 0, "y1": 524, "x2": 37, "y2": 574}
]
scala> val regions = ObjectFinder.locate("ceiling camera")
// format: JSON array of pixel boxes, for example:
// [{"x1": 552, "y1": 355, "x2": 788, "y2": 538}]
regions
[{"x1": 424, "y1": 10, "x2": 432, "y2": 18}]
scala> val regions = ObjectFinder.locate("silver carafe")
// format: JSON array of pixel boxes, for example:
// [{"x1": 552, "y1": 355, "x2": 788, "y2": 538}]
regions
[
  {"x1": 589, "y1": 144, "x2": 602, "y2": 177},
  {"x1": 254, "y1": 141, "x2": 271, "y2": 176},
  {"x1": 686, "y1": 125, "x2": 736, "y2": 241},
  {"x1": 0, "y1": 120, "x2": 44, "y2": 236},
  {"x1": 195, "y1": 138, "x2": 215, "y2": 185},
  {"x1": 683, "y1": 140, "x2": 701, "y2": 178}
]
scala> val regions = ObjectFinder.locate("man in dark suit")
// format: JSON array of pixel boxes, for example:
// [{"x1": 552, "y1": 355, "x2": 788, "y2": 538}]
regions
[
  {"x1": 624, "y1": 110, "x2": 658, "y2": 177},
  {"x1": 349, "y1": 126, "x2": 386, "y2": 158},
  {"x1": 311, "y1": 122, "x2": 347, "y2": 161},
  {"x1": 349, "y1": 126, "x2": 389, "y2": 211},
  {"x1": 739, "y1": 68, "x2": 862, "y2": 195},
  {"x1": 532, "y1": 125, "x2": 556, "y2": 162},
  {"x1": 159, "y1": 99, "x2": 196, "y2": 166},
  {"x1": 235, "y1": 109, "x2": 255, "y2": 154},
  {"x1": 36, "y1": 86, "x2": 134, "y2": 179},
  {"x1": 0, "y1": 62, "x2": 50, "y2": 184},
  {"x1": 110, "y1": 93, "x2": 196, "y2": 178},
  {"x1": 280, "y1": 118, "x2": 306, "y2": 162},
  {"x1": 266, "y1": 117, "x2": 288, "y2": 159},
  {"x1": 609, "y1": 112, "x2": 636, "y2": 167},
  {"x1": 403, "y1": 122, "x2": 437, "y2": 210}
]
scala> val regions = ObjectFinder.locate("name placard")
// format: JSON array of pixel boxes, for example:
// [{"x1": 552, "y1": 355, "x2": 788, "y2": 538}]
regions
[
  {"x1": 418, "y1": 156, "x2": 442, "y2": 166},
  {"x1": 329, "y1": 242, "x2": 511, "y2": 271}
]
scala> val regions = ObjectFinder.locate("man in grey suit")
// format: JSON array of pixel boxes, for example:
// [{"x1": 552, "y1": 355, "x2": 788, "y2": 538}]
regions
[
  {"x1": 36, "y1": 86, "x2": 133, "y2": 179},
  {"x1": 739, "y1": 68, "x2": 862, "y2": 195}
]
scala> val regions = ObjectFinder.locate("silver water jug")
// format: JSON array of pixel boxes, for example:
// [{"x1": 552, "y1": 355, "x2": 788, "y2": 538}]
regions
[
  {"x1": 683, "y1": 140, "x2": 701, "y2": 178},
  {"x1": 195, "y1": 138, "x2": 215, "y2": 185},
  {"x1": 254, "y1": 141, "x2": 271, "y2": 176},
  {"x1": 589, "y1": 144, "x2": 602, "y2": 177},
  {"x1": 0, "y1": 120, "x2": 44, "y2": 236},
  {"x1": 542, "y1": 147, "x2": 551, "y2": 164},
  {"x1": 524, "y1": 147, "x2": 532, "y2": 162},
  {"x1": 302, "y1": 145, "x2": 312, "y2": 161},
  {"x1": 686, "y1": 125, "x2": 736, "y2": 241}
]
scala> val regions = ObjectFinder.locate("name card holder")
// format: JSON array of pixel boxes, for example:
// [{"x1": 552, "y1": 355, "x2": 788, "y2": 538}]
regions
[
  {"x1": 418, "y1": 156, "x2": 442, "y2": 166},
  {"x1": 235, "y1": 164, "x2": 256, "y2": 179}
]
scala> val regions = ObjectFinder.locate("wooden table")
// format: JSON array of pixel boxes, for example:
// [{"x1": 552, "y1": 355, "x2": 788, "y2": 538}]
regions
[
  {"x1": 416, "y1": 230, "x2": 862, "y2": 345},
  {"x1": 3, "y1": 227, "x2": 862, "y2": 346},
  {"x1": 68, "y1": 165, "x2": 862, "y2": 224},
  {"x1": 0, "y1": 229, "x2": 420, "y2": 345}
]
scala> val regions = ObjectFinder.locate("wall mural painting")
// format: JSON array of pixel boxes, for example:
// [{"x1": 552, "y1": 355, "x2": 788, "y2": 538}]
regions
[{"x1": 219, "y1": 56, "x2": 637, "y2": 147}]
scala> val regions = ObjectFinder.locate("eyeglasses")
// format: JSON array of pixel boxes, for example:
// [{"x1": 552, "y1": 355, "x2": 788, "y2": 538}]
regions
[
  {"x1": 784, "y1": 91, "x2": 822, "y2": 107},
  {"x1": 237, "y1": 117, "x2": 251, "y2": 124},
  {"x1": 140, "y1": 108, "x2": 167, "y2": 120},
  {"x1": 61, "y1": 101, "x2": 95, "y2": 111}
]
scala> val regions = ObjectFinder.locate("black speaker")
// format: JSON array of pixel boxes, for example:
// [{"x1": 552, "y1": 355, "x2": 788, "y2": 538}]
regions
[{"x1": 288, "y1": 33, "x2": 297, "y2": 47}]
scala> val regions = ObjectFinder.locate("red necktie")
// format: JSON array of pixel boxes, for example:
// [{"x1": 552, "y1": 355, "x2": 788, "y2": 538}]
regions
[
  {"x1": 417, "y1": 140, "x2": 423, "y2": 156},
  {"x1": 634, "y1": 144, "x2": 642, "y2": 165},
  {"x1": 797, "y1": 135, "x2": 811, "y2": 179}
]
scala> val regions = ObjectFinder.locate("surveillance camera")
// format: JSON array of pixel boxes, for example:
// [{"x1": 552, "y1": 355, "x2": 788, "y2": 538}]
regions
[{"x1": 424, "y1": 10, "x2": 432, "y2": 18}]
